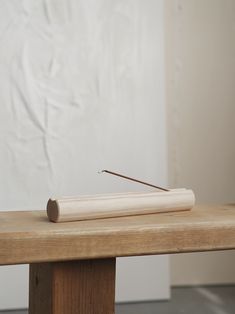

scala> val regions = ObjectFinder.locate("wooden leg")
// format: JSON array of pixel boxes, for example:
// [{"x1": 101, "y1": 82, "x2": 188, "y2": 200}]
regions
[{"x1": 29, "y1": 258, "x2": 116, "y2": 314}]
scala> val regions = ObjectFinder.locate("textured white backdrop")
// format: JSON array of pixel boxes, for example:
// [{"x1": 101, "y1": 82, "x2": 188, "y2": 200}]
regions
[{"x1": 0, "y1": 0, "x2": 169, "y2": 309}]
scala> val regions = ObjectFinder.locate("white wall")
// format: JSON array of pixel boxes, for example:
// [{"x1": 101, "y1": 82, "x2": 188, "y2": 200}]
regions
[
  {"x1": 165, "y1": 0, "x2": 235, "y2": 286},
  {"x1": 0, "y1": 0, "x2": 169, "y2": 309}
]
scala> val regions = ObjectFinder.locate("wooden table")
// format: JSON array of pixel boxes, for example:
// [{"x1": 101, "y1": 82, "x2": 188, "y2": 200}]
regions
[{"x1": 1, "y1": 204, "x2": 235, "y2": 313}]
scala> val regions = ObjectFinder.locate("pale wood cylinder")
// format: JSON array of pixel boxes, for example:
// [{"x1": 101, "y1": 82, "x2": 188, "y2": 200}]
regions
[{"x1": 47, "y1": 189, "x2": 195, "y2": 223}]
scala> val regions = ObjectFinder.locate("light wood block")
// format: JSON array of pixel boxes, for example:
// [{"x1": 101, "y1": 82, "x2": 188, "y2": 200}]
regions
[
  {"x1": 47, "y1": 189, "x2": 195, "y2": 222},
  {"x1": 0, "y1": 205, "x2": 235, "y2": 265},
  {"x1": 29, "y1": 258, "x2": 116, "y2": 314}
]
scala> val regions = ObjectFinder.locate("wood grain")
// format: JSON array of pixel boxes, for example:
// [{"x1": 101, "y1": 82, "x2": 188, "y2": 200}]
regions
[
  {"x1": 29, "y1": 263, "x2": 52, "y2": 313},
  {"x1": 1, "y1": 205, "x2": 235, "y2": 265},
  {"x1": 47, "y1": 189, "x2": 195, "y2": 222},
  {"x1": 29, "y1": 258, "x2": 116, "y2": 314}
]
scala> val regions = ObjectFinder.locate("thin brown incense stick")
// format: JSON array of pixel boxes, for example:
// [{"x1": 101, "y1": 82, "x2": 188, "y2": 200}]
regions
[{"x1": 99, "y1": 170, "x2": 169, "y2": 192}]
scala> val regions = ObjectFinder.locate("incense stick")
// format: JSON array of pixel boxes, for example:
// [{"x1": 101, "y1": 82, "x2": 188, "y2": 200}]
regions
[{"x1": 99, "y1": 170, "x2": 169, "y2": 192}]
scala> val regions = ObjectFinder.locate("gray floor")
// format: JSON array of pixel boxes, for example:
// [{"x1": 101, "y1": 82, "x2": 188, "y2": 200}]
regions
[{"x1": 1, "y1": 286, "x2": 235, "y2": 314}]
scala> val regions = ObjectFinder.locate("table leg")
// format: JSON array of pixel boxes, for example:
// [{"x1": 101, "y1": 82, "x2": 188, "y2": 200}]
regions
[{"x1": 29, "y1": 258, "x2": 116, "y2": 314}]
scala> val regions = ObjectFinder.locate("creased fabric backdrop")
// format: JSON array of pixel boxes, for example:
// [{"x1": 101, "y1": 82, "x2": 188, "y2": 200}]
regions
[
  {"x1": 0, "y1": 0, "x2": 167, "y2": 208},
  {"x1": 0, "y1": 0, "x2": 169, "y2": 309}
]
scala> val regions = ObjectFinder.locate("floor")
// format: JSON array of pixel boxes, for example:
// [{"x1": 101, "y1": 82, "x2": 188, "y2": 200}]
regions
[{"x1": 1, "y1": 286, "x2": 235, "y2": 314}]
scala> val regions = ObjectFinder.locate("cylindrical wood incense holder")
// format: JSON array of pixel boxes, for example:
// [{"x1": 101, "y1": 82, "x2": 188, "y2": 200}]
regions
[{"x1": 47, "y1": 189, "x2": 195, "y2": 223}]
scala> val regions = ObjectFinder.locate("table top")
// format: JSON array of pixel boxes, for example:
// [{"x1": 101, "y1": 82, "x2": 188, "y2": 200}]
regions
[{"x1": 0, "y1": 204, "x2": 235, "y2": 265}]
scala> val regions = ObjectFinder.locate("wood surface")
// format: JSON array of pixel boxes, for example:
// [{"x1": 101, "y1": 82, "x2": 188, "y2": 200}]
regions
[
  {"x1": 47, "y1": 189, "x2": 195, "y2": 222},
  {"x1": 0, "y1": 205, "x2": 235, "y2": 265},
  {"x1": 29, "y1": 258, "x2": 115, "y2": 314}
]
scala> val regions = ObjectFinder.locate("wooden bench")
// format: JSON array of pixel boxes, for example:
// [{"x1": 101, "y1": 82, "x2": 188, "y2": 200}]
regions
[{"x1": 1, "y1": 204, "x2": 235, "y2": 313}]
